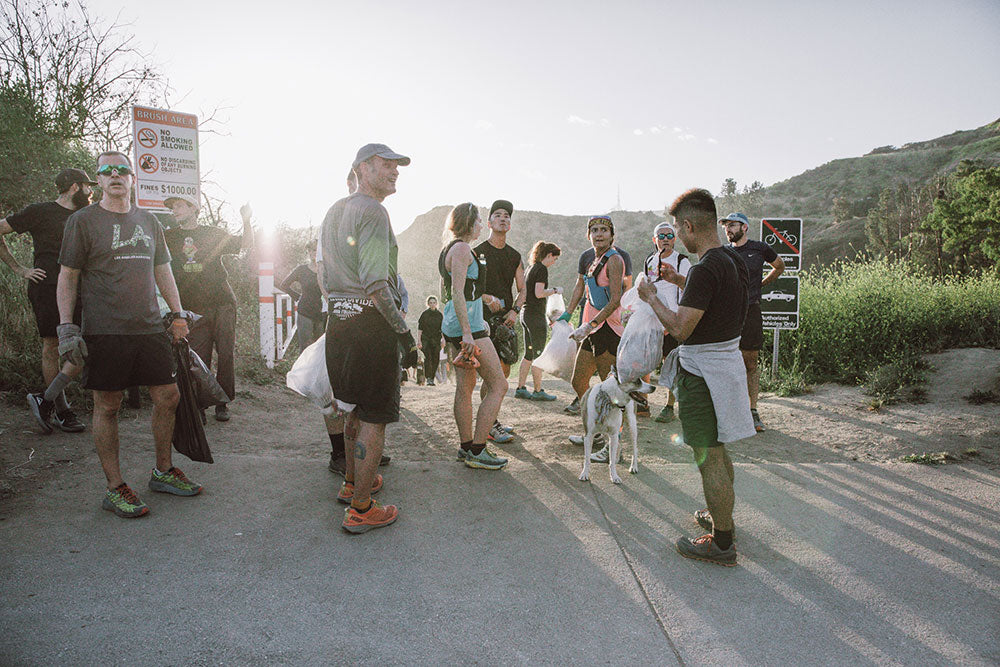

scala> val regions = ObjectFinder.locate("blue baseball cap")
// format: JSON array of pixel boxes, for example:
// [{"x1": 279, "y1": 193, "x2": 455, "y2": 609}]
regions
[{"x1": 720, "y1": 212, "x2": 750, "y2": 226}]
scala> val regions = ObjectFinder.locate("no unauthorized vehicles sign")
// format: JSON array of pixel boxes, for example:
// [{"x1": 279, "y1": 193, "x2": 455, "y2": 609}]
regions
[
  {"x1": 760, "y1": 275, "x2": 799, "y2": 330},
  {"x1": 131, "y1": 105, "x2": 200, "y2": 211},
  {"x1": 761, "y1": 218, "x2": 802, "y2": 272}
]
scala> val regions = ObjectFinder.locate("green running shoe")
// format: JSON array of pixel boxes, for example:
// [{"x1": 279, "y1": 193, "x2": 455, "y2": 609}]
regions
[
  {"x1": 514, "y1": 387, "x2": 533, "y2": 399},
  {"x1": 530, "y1": 390, "x2": 557, "y2": 401},
  {"x1": 148, "y1": 467, "x2": 203, "y2": 496},
  {"x1": 102, "y1": 483, "x2": 149, "y2": 518},
  {"x1": 464, "y1": 447, "x2": 508, "y2": 470}
]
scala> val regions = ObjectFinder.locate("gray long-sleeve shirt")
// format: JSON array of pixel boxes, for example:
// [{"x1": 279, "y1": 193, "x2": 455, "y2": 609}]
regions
[{"x1": 320, "y1": 193, "x2": 399, "y2": 299}]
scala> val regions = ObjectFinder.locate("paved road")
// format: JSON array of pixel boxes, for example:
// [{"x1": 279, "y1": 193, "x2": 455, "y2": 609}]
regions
[{"x1": 1, "y1": 449, "x2": 998, "y2": 665}]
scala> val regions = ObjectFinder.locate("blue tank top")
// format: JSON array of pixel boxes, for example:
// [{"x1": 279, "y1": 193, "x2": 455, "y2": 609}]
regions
[{"x1": 441, "y1": 243, "x2": 486, "y2": 338}]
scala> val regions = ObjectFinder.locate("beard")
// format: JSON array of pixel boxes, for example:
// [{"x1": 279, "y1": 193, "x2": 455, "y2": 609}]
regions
[
  {"x1": 727, "y1": 228, "x2": 745, "y2": 243},
  {"x1": 71, "y1": 188, "x2": 92, "y2": 209}
]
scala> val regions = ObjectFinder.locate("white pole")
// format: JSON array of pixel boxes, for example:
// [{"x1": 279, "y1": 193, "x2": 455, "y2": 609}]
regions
[
  {"x1": 771, "y1": 328, "x2": 780, "y2": 382},
  {"x1": 259, "y1": 261, "x2": 275, "y2": 368}
]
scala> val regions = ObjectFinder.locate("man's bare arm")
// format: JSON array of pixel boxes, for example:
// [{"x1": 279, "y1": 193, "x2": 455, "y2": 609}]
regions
[
  {"x1": 648, "y1": 300, "x2": 704, "y2": 342},
  {"x1": 56, "y1": 266, "x2": 81, "y2": 323},
  {"x1": 0, "y1": 219, "x2": 45, "y2": 282},
  {"x1": 762, "y1": 256, "x2": 785, "y2": 287},
  {"x1": 154, "y1": 263, "x2": 184, "y2": 312}
]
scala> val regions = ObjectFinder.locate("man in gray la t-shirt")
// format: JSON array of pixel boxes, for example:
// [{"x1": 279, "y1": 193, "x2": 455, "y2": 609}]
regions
[{"x1": 57, "y1": 150, "x2": 201, "y2": 520}]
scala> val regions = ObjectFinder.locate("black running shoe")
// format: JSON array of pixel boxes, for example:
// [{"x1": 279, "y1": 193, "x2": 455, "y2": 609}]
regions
[
  {"x1": 27, "y1": 393, "x2": 54, "y2": 434},
  {"x1": 53, "y1": 409, "x2": 86, "y2": 433}
]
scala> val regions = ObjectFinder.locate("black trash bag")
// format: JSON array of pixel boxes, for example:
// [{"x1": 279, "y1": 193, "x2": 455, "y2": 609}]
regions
[
  {"x1": 172, "y1": 339, "x2": 214, "y2": 464},
  {"x1": 491, "y1": 322, "x2": 519, "y2": 365},
  {"x1": 188, "y1": 347, "x2": 230, "y2": 409}
]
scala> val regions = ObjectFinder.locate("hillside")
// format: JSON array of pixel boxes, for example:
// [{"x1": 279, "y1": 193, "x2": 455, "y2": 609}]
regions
[{"x1": 398, "y1": 119, "x2": 1000, "y2": 317}]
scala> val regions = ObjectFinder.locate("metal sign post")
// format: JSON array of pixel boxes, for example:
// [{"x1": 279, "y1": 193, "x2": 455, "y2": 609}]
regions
[{"x1": 772, "y1": 329, "x2": 780, "y2": 381}]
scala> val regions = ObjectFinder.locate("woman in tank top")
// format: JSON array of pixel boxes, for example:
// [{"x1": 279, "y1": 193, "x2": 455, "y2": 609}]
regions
[{"x1": 439, "y1": 203, "x2": 510, "y2": 471}]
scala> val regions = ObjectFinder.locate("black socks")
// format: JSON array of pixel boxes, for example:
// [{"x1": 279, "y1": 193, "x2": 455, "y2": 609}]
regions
[
  {"x1": 714, "y1": 529, "x2": 734, "y2": 551},
  {"x1": 461, "y1": 440, "x2": 485, "y2": 456}
]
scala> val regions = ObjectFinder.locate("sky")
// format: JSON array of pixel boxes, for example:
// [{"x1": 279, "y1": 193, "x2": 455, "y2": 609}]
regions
[{"x1": 86, "y1": 0, "x2": 1000, "y2": 233}]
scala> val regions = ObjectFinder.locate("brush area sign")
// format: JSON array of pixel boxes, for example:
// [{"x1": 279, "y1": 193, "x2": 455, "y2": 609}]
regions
[
  {"x1": 760, "y1": 218, "x2": 802, "y2": 272},
  {"x1": 760, "y1": 275, "x2": 799, "y2": 330},
  {"x1": 131, "y1": 105, "x2": 200, "y2": 211}
]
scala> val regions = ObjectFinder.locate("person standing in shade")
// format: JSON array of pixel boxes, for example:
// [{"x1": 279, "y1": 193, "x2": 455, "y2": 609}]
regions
[
  {"x1": 163, "y1": 193, "x2": 254, "y2": 422},
  {"x1": 321, "y1": 143, "x2": 416, "y2": 533},
  {"x1": 440, "y1": 203, "x2": 509, "y2": 470},
  {"x1": 561, "y1": 216, "x2": 626, "y2": 463},
  {"x1": 514, "y1": 241, "x2": 561, "y2": 401},
  {"x1": 642, "y1": 221, "x2": 691, "y2": 423},
  {"x1": 721, "y1": 212, "x2": 785, "y2": 432},
  {"x1": 417, "y1": 296, "x2": 443, "y2": 386},
  {"x1": 57, "y1": 151, "x2": 201, "y2": 519},
  {"x1": 639, "y1": 188, "x2": 754, "y2": 566},
  {"x1": 475, "y1": 199, "x2": 525, "y2": 445},
  {"x1": 279, "y1": 258, "x2": 326, "y2": 351},
  {"x1": 1, "y1": 168, "x2": 95, "y2": 433}
]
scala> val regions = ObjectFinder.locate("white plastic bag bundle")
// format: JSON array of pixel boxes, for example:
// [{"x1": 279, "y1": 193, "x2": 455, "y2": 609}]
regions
[
  {"x1": 617, "y1": 276, "x2": 668, "y2": 384},
  {"x1": 545, "y1": 293, "x2": 566, "y2": 321},
  {"x1": 286, "y1": 334, "x2": 336, "y2": 414},
  {"x1": 533, "y1": 320, "x2": 577, "y2": 381}
]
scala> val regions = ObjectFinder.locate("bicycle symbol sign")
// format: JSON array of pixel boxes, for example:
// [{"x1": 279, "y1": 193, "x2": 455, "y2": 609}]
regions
[{"x1": 760, "y1": 218, "x2": 802, "y2": 272}]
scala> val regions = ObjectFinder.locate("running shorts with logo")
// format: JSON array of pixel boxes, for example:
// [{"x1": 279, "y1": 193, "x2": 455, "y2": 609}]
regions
[
  {"x1": 83, "y1": 331, "x2": 177, "y2": 391},
  {"x1": 739, "y1": 302, "x2": 764, "y2": 351},
  {"x1": 326, "y1": 297, "x2": 400, "y2": 424},
  {"x1": 521, "y1": 311, "x2": 548, "y2": 361}
]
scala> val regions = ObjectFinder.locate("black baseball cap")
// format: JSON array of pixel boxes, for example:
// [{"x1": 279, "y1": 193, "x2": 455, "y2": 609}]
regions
[{"x1": 55, "y1": 168, "x2": 97, "y2": 193}]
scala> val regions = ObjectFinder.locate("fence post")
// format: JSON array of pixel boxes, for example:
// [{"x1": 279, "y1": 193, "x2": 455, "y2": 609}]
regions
[
  {"x1": 259, "y1": 261, "x2": 275, "y2": 368},
  {"x1": 771, "y1": 328, "x2": 780, "y2": 382}
]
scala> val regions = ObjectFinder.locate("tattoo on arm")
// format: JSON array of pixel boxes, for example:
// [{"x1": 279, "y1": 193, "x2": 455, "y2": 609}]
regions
[
  {"x1": 369, "y1": 283, "x2": 408, "y2": 334},
  {"x1": 354, "y1": 441, "x2": 367, "y2": 460}
]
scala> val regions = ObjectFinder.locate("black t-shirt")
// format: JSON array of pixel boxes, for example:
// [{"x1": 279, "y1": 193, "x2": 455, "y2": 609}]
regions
[
  {"x1": 474, "y1": 240, "x2": 521, "y2": 310},
  {"x1": 417, "y1": 307, "x2": 443, "y2": 341},
  {"x1": 729, "y1": 240, "x2": 778, "y2": 305},
  {"x1": 163, "y1": 225, "x2": 241, "y2": 313},
  {"x1": 679, "y1": 246, "x2": 749, "y2": 345},
  {"x1": 280, "y1": 264, "x2": 323, "y2": 319},
  {"x1": 6, "y1": 201, "x2": 76, "y2": 285},
  {"x1": 577, "y1": 245, "x2": 633, "y2": 277},
  {"x1": 524, "y1": 262, "x2": 549, "y2": 318}
]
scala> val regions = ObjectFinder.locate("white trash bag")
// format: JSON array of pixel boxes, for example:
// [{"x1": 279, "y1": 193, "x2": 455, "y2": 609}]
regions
[
  {"x1": 545, "y1": 293, "x2": 566, "y2": 321},
  {"x1": 286, "y1": 334, "x2": 337, "y2": 414},
  {"x1": 534, "y1": 320, "x2": 577, "y2": 381},
  {"x1": 617, "y1": 275, "x2": 669, "y2": 384}
]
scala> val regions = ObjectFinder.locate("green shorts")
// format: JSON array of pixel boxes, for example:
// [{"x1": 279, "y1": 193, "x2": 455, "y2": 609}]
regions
[{"x1": 676, "y1": 367, "x2": 723, "y2": 449}]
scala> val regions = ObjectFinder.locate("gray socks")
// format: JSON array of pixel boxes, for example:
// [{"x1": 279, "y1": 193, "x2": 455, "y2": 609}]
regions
[{"x1": 43, "y1": 372, "x2": 72, "y2": 411}]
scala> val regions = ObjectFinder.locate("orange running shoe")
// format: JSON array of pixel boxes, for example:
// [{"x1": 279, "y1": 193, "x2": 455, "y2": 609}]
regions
[
  {"x1": 342, "y1": 500, "x2": 399, "y2": 534},
  {"x1": 336, "y1": 474, "x2": 383, "y2": 504}
]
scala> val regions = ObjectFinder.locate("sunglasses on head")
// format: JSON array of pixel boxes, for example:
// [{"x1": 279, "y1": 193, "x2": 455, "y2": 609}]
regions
[
  {"x1": 656, "y1": 233, "x2": 675, "y2": 240},
  {"x1": 96, "y1": 164, "x2": 133, "y2": 176}
]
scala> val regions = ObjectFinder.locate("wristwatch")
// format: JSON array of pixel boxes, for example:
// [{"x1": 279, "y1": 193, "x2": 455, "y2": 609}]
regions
[
  {"x1": 511, "y1": 305, "x2": 521, "y2": 314},
  {"x1": 166, "y1": 311, "x2": 189, "y2": 323}
]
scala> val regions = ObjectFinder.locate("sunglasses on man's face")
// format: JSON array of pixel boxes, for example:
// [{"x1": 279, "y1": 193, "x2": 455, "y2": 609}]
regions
[
  {"x1": 96, "y1": 164, "x2": 133, "y2": 176},
  {"x1": 656, "y1": 233, "x2": 675, "y2": 240}
]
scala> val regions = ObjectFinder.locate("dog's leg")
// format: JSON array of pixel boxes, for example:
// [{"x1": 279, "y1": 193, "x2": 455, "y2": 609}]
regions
[
  {"x1": 609, "y1": 415, "x2": 623, "y2": 484},
  {"x1": 579, "y1": 428, "x2": 592, "y2": 482},
  {"x1": 627, "y1": 403, "x2": 639, "y2": 474}
]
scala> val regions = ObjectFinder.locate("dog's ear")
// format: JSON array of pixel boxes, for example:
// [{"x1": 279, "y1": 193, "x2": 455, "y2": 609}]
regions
[{"x1": 639, "y1": 380, "x2": 656, "y2": 394}]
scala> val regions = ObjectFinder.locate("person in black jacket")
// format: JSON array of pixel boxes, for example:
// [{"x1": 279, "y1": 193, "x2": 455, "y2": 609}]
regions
[
  {"x1": 417, "y1": 295, "x2": 443, "y2": 386},
  {"x1": 280, "y1": 259, "x2": 326, "y2": 352}
]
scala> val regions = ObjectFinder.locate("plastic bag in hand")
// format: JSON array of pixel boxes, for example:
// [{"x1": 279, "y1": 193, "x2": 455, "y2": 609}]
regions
[
  {"x1": 189, "y1": 347, "x2": 230, "y2": 409},
  {"x1": 533, "y1": 320, "x2": 577, "y2": 381},
  {"x1": 617, "y1": 276, "x2": 668, "y2": 384},
  {"x1": 545, "y1": 293, "x2": 566, "y2": 321},
  {"x1": 286, "y1": 334, "x2": 337, "y2": 414}
]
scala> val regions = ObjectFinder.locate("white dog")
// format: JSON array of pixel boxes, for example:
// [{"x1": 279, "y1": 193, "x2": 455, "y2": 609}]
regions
[{"x1": 578, "y1": 369, "x2": 655, "y2": 484}]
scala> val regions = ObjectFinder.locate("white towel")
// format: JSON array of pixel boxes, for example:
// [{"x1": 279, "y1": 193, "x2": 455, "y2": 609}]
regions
[{"x1": 659, "y1": 337, "x2": 756, "y2": 444}]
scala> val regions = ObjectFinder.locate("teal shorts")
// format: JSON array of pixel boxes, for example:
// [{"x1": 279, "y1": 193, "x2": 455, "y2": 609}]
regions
[{"x1": 675, "y1": 367, "x2": 723, "y2": 449}]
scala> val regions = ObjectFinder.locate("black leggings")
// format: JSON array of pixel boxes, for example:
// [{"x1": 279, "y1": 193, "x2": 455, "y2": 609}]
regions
[
  {"x1": 521, "y1": 312, "x2": 548, "y2": 361},
  {"x1": 422, "y1": 339, "x2": 441, "y2": 380}
]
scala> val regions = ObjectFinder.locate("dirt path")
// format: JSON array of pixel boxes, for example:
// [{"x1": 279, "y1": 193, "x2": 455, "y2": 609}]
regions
[{"x1": 2, "y1": 348, "x2": 998, "y2": 516}]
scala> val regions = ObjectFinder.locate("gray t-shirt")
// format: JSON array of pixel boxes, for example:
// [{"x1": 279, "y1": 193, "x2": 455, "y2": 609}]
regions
[
  {"x1": 320, "y1": 193, "x2": 399, "y2": 299},
  {"x1": 59, "y1": 203, "x2": 171, "y2": 335}
]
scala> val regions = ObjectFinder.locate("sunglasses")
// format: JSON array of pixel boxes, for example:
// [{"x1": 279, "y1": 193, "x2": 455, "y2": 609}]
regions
[
  {"x1": 96, "y1": 164, "x2": 134, "y2": 176},
  {"x1": 656, "y1": 233, "x2": 675, "y2": 240}
]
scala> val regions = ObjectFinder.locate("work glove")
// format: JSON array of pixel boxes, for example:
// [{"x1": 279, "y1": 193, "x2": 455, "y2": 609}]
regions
[
  {"x1": 398, "y1": 330, "x2": 419, "y2": 369},
  {"x1": 570, "y1": 323, "x2": 594, "y2": 343},
  {"x1": 57, "y1": 323, "x2": 87, "y2": 367},
  {"x1": 556, "y1": 311, "x2": 573, "y2": 323}
]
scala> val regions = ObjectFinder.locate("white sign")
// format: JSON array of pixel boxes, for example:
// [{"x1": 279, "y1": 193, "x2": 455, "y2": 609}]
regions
[
  {"x1": 760, "y1": 275, "x2": 800, "y2": 330},
  {"x1": 131, "y1": 105, "x2": 200, "y2": 211}
]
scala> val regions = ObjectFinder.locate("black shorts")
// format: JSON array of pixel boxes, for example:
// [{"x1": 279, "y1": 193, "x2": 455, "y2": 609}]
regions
[
  {"x1": 443, "y1": 330, "x2": 489, "y2": 347},
  {"x1": 28, "y1": 283, "x2": 81, "y2": 338},
  {"x1": 326, "y1": 298, "x2": 400, "y2": 424},
  {"x1": 521, "y1": 312, "x2": 548, "y2": 361},
  {"x1": 662, "y1": 334, "x2": 679, "y2": 358},
  {"x1": 581, "y1": 323, "x2": 620, "y2": 357},
  {"x1": 740, "y1": 302, "x2": 764, "y2": 351},
  {"x1": 83, "y1": 332, "x2": 177, "y2": 391}
]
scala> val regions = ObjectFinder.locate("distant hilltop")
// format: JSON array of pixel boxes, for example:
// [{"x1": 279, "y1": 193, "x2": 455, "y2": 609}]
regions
[{"x1": 397, "y1": 118, "x2": 1000, "y2": 312}]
